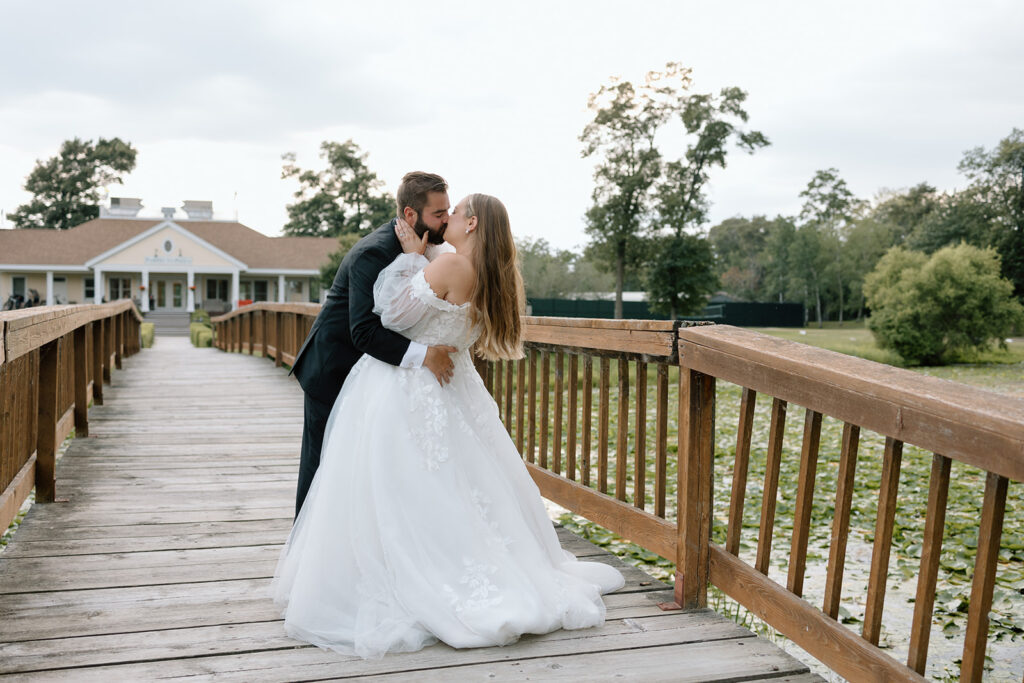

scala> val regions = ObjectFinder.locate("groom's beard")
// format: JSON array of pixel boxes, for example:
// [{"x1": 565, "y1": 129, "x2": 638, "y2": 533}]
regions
[{"x1": 413, "y1": 216, "x2": 447, "y2": 245}]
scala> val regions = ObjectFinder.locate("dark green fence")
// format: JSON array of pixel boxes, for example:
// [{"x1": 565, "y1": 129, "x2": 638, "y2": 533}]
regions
[{"x1": 527, "y1": 298, "x2": 804, "y2": 327}]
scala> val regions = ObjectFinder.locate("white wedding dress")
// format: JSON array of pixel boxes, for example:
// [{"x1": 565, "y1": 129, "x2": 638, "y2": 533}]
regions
[{"x1": 271, "y1": 252, "x2": 624, "y2": 659}]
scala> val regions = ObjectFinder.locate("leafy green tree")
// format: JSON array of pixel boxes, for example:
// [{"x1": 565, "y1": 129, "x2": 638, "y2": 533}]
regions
[
  {"x1": 798, "y1": 168, "x2": 862, "y2": 325},
  {"x1": 318, "y1": 233, "x2": 362, "y2": 290},
  {"x1": 645, "y1": 232, "x2": 717, "y2": 318},
  {"x1": 864, "y1": 244, "x2": 1024, "y2": 365},
  {"x1": 282, "y1": 139, "x2": 393, "y2": 238},
  {"x1": 871, "y1": 183, "x2": 940, "y2": 246},
  {"x1": 708, "y1": 215, "x2": 773, "y2": 300},
  {"x1": 761, "y1": 216, "x2": 797, "y2": 303},
  {"x1": 9, "y1": 137, "x2": 137, "y2": 230},
  {"x1": 843, "y1": 216, "x2": 896, "y2": 320},
  {"x1": 646, "y1": 68, "x2": 768, "y2": 316},
  {"x1": 517, "y1": 237, "x2": 615, "y2": 299},
  {"x1": 956, "y1": 128, "x2": 1024, "y2": 296},
  {"x1": 580, "y1": 72, "x2": 667, "y2": 318},
  {"x1": 905, "y1": 189, "x2": 994, "y2": 254},
  {"x1": 787, "y1": 221, "x2": 830, "y2": 326}
]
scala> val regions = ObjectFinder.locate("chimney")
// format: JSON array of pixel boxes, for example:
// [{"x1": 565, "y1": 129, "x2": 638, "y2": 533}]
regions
[
  {"x1": 182, "y1": 200, "x2": 213, "y2": 220},
  {"x1": 101, "y1": 197, "x2": 143, "y2": 218},
  {"x1": 161, "y1": 207, "x2": 176, "y2": 219}
]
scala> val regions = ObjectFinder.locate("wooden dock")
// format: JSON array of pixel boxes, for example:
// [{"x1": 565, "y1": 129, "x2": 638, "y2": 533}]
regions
[{"x1": 0, "y1": 336, "x2": 817, "y2": 682}]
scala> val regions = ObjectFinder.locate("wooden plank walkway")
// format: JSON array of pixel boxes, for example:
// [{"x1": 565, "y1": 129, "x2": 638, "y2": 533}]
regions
[{"x1": 0, "y1": 337, "x2": 818, "y2": 682}]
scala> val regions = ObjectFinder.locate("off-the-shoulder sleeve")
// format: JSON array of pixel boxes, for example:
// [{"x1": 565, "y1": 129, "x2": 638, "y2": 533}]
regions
[{"x1": 372, "y1": 252, "x2": 434, "y2": 332}]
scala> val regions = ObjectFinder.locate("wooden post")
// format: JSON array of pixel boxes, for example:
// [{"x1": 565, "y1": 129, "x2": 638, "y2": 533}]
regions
[
  {"x1": 103, "y1": 313, "x2": 114, "y2": 384},
  {"x1": 755, "y1": 397, "x2": 787, "y2": 575},
  {"x1": 274, "y1": 312, "x2": 284, "y2": 367},
  {"x1": 673, "y1": 368, "x2": 715, "y2": 609},
  {"x1": 294, "y1": 313, "x2": 304, "y2": 360},
  {"x1": 823, "y1": 422, "x2": 861, "y2": 618},
  {"x1": 539, "y1": 351, "x2": 549, "y2": 468},
  {"x1": 73, "y1": 325, "x2": 89, "y2": 438},
  {"x1": 36, "y1": 340, "x2": 60, "y2": 503},
  {"x1": 907, "y1": 454, "x2": 951, "y2": 673},
  {"x1": 727, "y1": 388, "x2": 757, "y2": 556},
  {"x1": 261, "y1": 309, "x2": 269, "y2": 358},
  {"x1": 634, "y1": 361, "x2": 647, "y2": 510},
  {"x1": 655, "y1": 363, "x2": 668, "y2": 518},
  {"x1": 961, "y1": 472, "x2": 1009, "y2": 682},
  {"x1": 114, "y1": 311, "x2": 123, "y2": 370},
  {"x1": 615, "y1": 358, "x2": 629, "y2": 501},
  {"x1": 91, "y1": 320, "x2": 104, "y2": 405}
]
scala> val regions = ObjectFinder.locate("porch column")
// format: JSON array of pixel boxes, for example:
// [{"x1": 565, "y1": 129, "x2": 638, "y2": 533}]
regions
[
  {"x1": 140, "y1": 270, "x2": 150, "y2": 312},
  {"x1": 45, "y1": 271, "x2": 54, "y2": 306},
  {"x1": 278, "y1": 274, "x2": 286, "y2": 303},
  {"x1": 187, "y1": 270, "x2": 195, "y2": 313},
  {"x1": 231, "y1": 270, "x2": 240, "y2": 311},
  {"x1": 93, "y1": 269, "x2": 103, "y2": 304}
]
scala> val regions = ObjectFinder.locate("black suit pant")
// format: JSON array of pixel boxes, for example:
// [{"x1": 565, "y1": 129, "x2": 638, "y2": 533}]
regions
[{"x1": 295, "y1": 391, "x2": 334, "y2": 518}]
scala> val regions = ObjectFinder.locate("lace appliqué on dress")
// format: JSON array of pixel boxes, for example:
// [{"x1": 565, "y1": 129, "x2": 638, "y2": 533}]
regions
[{"x1": 442, "y1": 557, "x2": 503, "y2": 614}]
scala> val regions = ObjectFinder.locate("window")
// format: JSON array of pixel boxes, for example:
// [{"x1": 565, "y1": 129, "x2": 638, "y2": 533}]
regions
[
  {"x1": 288, "y1": 279, "x2": 304, "y2": 295},
  {"x1": 85, "y1": 277, "x2": 94, "y2": 299},
  {"x1": 12, "y1": 276, "x2": 25, "y2": 296},
  {"x1": 109, "y1": 278, "x2": 131, "y2": 300},
  {"x1": 206, "y1": 278, "x2": 228, "y2": 300},
  {"x1": 253, "y1": 280, "x2": 268, "y2": 302},
  {"x1": 239, "y1": 281, "x2": 252, "y2": 301}
]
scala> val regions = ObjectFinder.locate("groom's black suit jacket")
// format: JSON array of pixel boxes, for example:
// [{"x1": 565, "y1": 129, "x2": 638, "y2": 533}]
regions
[{"x1": 291, "y1": 219, "x2": 412, "y2": 404}]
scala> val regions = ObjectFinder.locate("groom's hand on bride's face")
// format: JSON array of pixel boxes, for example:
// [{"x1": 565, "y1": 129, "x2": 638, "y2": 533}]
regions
[
  {"x1": 424, "y1": 345, "x2": 457, "y2": 386},
  {"x1": 396, "y1": 219, "x2": 428, "y2": 255}
]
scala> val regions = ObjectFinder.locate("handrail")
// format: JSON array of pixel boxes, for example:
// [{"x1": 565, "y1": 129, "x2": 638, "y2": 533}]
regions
[
  {"x1": 212, "y1": 306, "x2": 1022, "y2": 681},
  {"x1": 1, "y1": 301, "x2": 143, "y2": 533}
]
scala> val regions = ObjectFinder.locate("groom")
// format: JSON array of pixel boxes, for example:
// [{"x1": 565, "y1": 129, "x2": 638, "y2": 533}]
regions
[{"x1": 290, "y1": 171, "x2": 457, "y2": 516}]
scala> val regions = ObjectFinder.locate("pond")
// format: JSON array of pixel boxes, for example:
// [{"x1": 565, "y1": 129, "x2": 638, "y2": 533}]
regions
[{"x1": 548, "y1": 360, "x2": 1023, "y2": 681}]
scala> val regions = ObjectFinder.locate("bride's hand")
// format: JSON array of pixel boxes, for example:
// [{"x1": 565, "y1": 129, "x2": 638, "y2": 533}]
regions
[{"x1": 396, "y1": 218, "x2": 428, "y2": 255}]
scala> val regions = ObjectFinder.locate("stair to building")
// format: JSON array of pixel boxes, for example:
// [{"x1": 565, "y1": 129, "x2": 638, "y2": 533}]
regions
[{"x1": 144, "y1": 312, "x2": 192, "y2": 337}]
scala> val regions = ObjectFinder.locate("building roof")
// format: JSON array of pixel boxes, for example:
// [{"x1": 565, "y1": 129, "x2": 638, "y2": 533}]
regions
[{"x1": 0, "y1": 219, "x2": 337, "y2": 270}]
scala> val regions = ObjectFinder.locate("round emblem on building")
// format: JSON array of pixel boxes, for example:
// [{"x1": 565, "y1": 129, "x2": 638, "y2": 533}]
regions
[{"x1": 163, "y1": 239, "x2": 174, "y2": 254}]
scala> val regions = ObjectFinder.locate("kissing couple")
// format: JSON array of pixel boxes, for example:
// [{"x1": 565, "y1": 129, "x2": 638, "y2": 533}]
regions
[{"x1": 272, "y1": 171, "x2": 624, "y2": 659}]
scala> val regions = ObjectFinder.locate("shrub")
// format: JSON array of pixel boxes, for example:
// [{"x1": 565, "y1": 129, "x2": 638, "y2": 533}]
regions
[
  {"x1": 190, "y1": 322, "x2": 213, "y2": 347},
  {"x1": 190, "y1": 309, "x2": 211, "y2": 325},
  {"x1": 140, "y1": 323, "x2": 155, "y2": 348},
  {"x1": 864, "y1": 244, "x2": 1024, "y2": 365}
]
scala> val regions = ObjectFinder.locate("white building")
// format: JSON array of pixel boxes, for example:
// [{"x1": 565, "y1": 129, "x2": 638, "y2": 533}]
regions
[{"x1": 0, "y1": 199, "x2": 337, "y2": 313}]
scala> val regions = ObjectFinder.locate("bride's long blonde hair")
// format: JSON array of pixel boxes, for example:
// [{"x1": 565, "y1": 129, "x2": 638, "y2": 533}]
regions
[{"x1": 465, "y1": 194, "x2": 525, "y2": 361}]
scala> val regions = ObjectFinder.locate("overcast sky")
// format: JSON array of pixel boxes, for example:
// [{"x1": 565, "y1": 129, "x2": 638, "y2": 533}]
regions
[{"x1": 1, "y1": 1, "x2": 1022, "y2": 250}]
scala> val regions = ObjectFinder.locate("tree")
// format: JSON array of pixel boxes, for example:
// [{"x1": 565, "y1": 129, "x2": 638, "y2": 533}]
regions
[
  {"x1": 798, "y1": 168, "x2": 862, "y2": 325},
  {"x1": 864, "y1": 244, "x2": 1024, "y2": 365},
  {"x1": 761, "y1": 216, "x2": 797, "y2": 303},
  {"x1": 9, "y1": 137, "x2": 137, "y2": 230},
  {"x1": 871, "y1": 183, "x2": 940, "y2": 246},
  {"x1": 645, "y1": 232, "x2": 717, "y2": 318},
  {"x1": 318, "y1": 233, "x2": 362, "y2": 290},
  {"x1": 787, "y1": 221, "x2": 830, "y2": 326},
  {"x1": 956, "y1": 128, "x2": 1024, "y2": 296},
  {"x1": 646, "y1": 68, "x2": 769, "y2": 316},
  {"x1": 282, "y1": 140, "x2": 393, "y2": 238},
  {"x1": 516, "y1": 238, "x2": 615, "y2": 299},
  {"x1": 843, "y1": 216, "x2": 896, "y2": 320},
  {"x1": 580, "y1": 72, "x2": 667, "y2": 318},
  {"x1": 708, "y1": 215, "x2": 773, "y2": 300}
]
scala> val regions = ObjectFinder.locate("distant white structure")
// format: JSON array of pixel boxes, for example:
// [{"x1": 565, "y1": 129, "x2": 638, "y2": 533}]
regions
[{"x1": 1, "y1": 198, "x2": 337, "y2": 313}]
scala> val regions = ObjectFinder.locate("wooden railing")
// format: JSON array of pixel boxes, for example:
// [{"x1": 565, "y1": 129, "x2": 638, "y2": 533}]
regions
[
  {"x1": 211, "y1": 302, "x2": 319, "y2": 367},
  {"x1": 0, "y1": 301, "x2": 142, "y2": 531},
  {"x1": 212, "y1": 306, "x2": 1023, "y2": 681}
]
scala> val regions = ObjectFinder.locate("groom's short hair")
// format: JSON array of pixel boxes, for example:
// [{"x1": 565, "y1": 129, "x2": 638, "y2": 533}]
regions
[{"x1": 396, "y1": 172, "x2": 448, "y2": 217}]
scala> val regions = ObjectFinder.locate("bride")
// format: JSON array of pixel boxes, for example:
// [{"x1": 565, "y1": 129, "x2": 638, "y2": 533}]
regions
[{"x1": 271, "y1": 193, "x2": 624, "y2": 659}]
